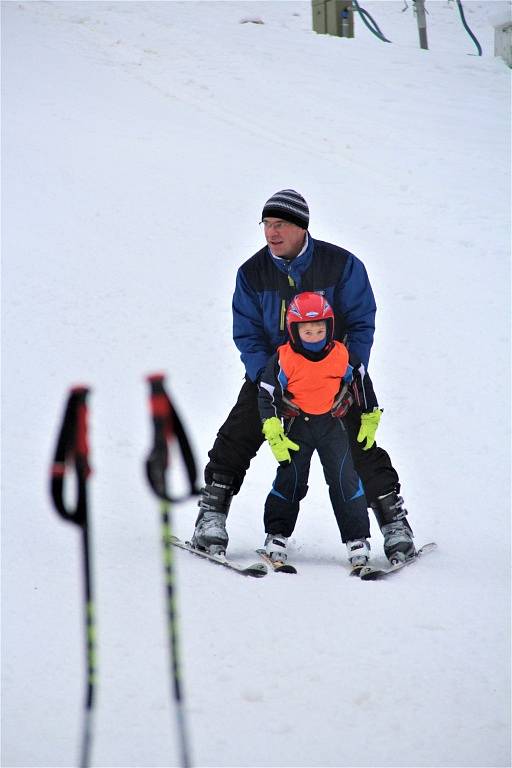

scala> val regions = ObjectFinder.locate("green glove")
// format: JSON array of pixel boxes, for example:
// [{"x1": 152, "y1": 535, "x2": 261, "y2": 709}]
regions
[
  {"x1": 262, "y1": 417, "x2": 300, "y2": 466},
  {"x1": 357, "y1": 408, "x2": 383, "y2": 450}
]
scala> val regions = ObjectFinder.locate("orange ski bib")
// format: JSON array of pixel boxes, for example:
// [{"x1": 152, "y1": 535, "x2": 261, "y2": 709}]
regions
[{"x1": 278, "y1": 341, "x2": 349, "y2": 415}]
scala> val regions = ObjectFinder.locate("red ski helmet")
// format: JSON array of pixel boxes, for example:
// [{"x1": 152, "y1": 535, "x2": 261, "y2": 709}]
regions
[{"x1": 286, "y1": 292, "x2": 335, "y2": 351}]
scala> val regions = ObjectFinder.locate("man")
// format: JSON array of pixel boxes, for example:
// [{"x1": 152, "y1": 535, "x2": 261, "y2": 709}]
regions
[{"x1": 191, "y1": 189, "x2": 415, "y2": 562}]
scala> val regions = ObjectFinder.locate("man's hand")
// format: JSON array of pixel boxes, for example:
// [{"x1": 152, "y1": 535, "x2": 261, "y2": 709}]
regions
[
  {"x1": 357, "y1": 408, "x2": 383, "y2": 450},
  {"x1": 262, "y1": 417, "x2": 300, "y2": 466}
]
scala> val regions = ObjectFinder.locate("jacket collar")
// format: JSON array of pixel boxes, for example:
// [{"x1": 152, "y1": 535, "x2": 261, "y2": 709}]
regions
[{"x1": 269, "y1": 234, "x2": 313, "y2": 287}]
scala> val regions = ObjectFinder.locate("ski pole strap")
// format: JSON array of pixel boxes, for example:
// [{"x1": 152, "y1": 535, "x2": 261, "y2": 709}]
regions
[
  {"x1": 50, "y1": 386, "x2": 91, "y2": 527},
  {"x1": 145, "y1": 374, "x2": 200, "y2": 502}
]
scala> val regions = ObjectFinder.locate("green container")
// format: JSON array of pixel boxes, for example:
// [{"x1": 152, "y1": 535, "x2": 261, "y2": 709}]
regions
[
  {"x1": 312, "y1": 0, "x2": 354, "y2": 38},
  {"x1": 312, "y1": 0, "x2": 327, "y2": 34}
]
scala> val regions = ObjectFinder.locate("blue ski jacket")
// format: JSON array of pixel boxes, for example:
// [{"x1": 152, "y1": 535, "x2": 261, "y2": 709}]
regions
[{"x1": 232, "y1": 235, "x2": 377, "y2": 383}]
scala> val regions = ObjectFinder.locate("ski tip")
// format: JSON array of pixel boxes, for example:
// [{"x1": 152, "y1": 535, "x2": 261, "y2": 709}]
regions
[
  {"x1": 270, "y1": 561, "x2": 297, "y2": 574},
  {"x1": 359, "y1": 567, "x2": 384, "y2": 581},
  {"x1": 246, "y1": 564, "x2": 268, "y2": 577},
  {"x1": 276, "y1": 564, "x2": 297, "y2": 574}
]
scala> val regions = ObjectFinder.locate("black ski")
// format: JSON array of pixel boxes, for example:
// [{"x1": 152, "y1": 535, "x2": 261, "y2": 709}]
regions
[
  {"x1": 256, "y1": 549, "x2": 297, "y2": 574},
  {"x1": 358, "y1": 542, "x2": 437, "y2": 580},
  {"x1": 168, "y1": 535, "x2": 268, "y2": 577}
]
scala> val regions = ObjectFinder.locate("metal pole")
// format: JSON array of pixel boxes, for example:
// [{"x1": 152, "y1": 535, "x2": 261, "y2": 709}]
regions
[
  {"x1": 160, "y1": 499, "x2": 191, "y2": 768},
  {"x1": 145, "y1": 374, "x2": 195, "y2": 768},
  {"x1": 79, "y1": 521, "x2": 97, "y2": 768},
  {"x1": 50, "y1": 387, "x2": 97, "y2": 768},
  {"x1": 414, "y1": 0, "x2": 428, "y2": 49}
]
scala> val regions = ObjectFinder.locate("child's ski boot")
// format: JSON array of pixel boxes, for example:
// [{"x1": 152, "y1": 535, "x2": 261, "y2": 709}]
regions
[
  {"x1": 346, "y1": 539, "x2": 370, "y2": 567},
  {"x1": 264, "y1": 533, "x2": 288, "y2": 563}
]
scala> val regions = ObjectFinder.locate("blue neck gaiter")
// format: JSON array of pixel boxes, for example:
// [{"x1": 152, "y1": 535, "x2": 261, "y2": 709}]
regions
[{"x1": 301, "y1": 339, "x2": 327, "y2": 353}]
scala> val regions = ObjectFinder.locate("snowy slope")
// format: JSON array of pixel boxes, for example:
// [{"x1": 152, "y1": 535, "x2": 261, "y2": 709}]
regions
[{"x1": 2, "y1": 2, "x2": 510, "y2": 767}]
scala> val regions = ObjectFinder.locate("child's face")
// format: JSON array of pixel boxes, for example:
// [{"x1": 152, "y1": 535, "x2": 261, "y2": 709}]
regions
[{"x1": 298, "y1": 320, "x2": 327, "y2": 343}]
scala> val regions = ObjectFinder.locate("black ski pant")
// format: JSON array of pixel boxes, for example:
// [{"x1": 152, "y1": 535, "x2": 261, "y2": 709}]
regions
[
  {"x1": 205, "y1": 377, "x2": 400, "y2": 505},
  {"x1": 263, "y1": 413, "x2": 370, "y2": 542}
]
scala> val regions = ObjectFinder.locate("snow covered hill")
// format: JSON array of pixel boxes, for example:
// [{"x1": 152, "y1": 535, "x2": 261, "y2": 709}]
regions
[{"x1": 2, "y1": 2, "x2": 510, "y2": 767}]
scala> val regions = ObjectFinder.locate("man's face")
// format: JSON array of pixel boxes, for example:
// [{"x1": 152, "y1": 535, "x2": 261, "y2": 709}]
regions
[{"x1": 262, "y1": 217, "x2": 307, "y2": 260}]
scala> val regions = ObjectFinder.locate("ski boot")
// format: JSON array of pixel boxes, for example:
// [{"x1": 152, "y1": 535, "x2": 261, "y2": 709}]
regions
[
  {"x1": 346, "y1": 539, "x2": 371, "y2": 567},
  {"x1": 191, "y1": 473, "x2": 234, "y2": 555},
  {"x1": 371, "y1": 490, "x2": 415, "y2": 564},
  {"x1": 264, "y1": 533, "x2": 288, "y2": 563}
]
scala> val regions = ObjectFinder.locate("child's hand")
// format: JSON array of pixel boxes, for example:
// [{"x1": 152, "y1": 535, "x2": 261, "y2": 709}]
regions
[
  {"x1": 357, "y1": 409, "x2": 383, "y2": 450},
  {"x1": 262, "y1": 417, "x2": 300, "y2": 466},
  {"x1": 331, "y1": 382, "x2": 353, "y2": 418}
]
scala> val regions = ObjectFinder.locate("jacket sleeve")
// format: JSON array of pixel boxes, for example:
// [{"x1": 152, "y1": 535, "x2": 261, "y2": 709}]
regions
[
  {"x1": 351, "y1": 362, "x2": 379, "y2": 412},
  {"x1": 335, "y1": 253, "x2": 376, "y2": 370},
  {"x1": 232, "y1": 267, "x2": 273, "y2": 383},
  {"x1": 258, "y1": 353, "x2": 285, "y2": 422}
]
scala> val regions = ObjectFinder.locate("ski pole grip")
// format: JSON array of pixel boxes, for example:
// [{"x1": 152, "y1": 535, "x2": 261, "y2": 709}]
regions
[
  {"x1": 147, "y1": 373, "x2": 169, "y2": 419},
  {"x1": 50, "y1": 386, "x2": 91, "y2": 527},
  {"x1": 145, "y1": 373, "x2": 201, "y2": 503},
  {"x1": 145, "y1": 374, "x2": 172, "y2": 501}
]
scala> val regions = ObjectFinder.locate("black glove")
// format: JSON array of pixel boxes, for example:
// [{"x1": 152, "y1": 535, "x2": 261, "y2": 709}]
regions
[
  {"x1": 331, "y1": 381, "x2": 354, "y2": 418},
  {"x1": 280, "y1": 390, "x2": 301, "y2": 419}
]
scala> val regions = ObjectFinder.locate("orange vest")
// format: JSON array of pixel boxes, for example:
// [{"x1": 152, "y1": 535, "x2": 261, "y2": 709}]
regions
[{"x1": 277, "y1": 341, "x2": 349, "y2": 415}]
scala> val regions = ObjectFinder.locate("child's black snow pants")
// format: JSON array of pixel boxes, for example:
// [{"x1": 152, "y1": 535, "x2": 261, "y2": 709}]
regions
[
  {"x1": 263, "y1": 413, "x2": 370, "y2": 542},
  {"x1": 205, "y1": 377, "x2": 399, "y2": 504}
]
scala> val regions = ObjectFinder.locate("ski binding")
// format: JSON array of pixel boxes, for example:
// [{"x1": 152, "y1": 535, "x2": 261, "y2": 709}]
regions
[{"x1": 256, "y1": 549, "x2": 297, "y2": 574}]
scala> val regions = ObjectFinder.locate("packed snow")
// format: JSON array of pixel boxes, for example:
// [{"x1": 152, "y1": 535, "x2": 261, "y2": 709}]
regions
[{"x1": 2, "y1": 1, "x2": 511, "y2": 767}]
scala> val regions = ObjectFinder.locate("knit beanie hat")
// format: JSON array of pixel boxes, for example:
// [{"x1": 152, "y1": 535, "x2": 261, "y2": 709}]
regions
[{"x1": 261, "y1": 189, "x2": 309, "y2": 230}]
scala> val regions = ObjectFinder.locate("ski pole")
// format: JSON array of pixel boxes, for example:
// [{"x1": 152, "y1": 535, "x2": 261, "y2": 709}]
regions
[
  {"x1": 50, "y1": 386, "x2": 96, "y2": 768},
  {"x1": 145, "y1": 374, "x2": 199, "y2": 768}
]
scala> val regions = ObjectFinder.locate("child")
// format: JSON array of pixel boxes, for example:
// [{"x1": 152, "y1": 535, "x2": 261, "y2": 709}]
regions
[{"x1": 258, "y1": 291, "x2": 372, "y2": 567}]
